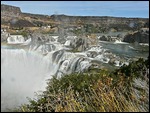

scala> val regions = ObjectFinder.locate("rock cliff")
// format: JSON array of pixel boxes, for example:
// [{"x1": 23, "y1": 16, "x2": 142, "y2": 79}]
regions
[{"x1": 123, "y1": 28, "x2": 149, "y2": 43}]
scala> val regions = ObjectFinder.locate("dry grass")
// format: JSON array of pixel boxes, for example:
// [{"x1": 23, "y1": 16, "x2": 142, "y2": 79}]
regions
[
  {"x1": 17, "y1": 75, "x2": 148, "y2": 112},
  {"x1": 15, "y1": 58, "x2": 149, "y2": 112}
]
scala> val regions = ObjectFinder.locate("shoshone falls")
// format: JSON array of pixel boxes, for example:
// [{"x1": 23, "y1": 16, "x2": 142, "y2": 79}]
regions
[{"x1": 1, "y1": 33, "x2": 149, "y2": 111}]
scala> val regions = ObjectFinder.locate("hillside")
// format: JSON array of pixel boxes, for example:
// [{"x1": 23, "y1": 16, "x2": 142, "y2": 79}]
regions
[
  {"x1": 1, "y1": 4, "x2": 149, "y2": 30},
  {"x1": 1, "y1": 4, "x2": 149, "y2": 44},
  {"x1": 1, "y1": 4, "x2": 21, "y2": 17}
]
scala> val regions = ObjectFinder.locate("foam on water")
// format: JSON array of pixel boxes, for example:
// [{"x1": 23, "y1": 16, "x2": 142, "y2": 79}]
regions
[
  {"x1": 64, "y1": 40, "x2": 71, "y2": 46},
  {"x1": 114, "y1": 40, "x2": 129, "y2": 44}
]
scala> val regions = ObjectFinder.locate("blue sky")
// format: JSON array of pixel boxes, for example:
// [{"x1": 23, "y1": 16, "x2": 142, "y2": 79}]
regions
[{"x1": 1, "y1": 1, "x2": 149, "y2": 18}]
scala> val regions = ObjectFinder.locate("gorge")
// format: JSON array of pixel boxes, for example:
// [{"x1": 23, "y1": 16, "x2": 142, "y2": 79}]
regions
[{"x1": 1, "y1": 3, "x2": 149, "y2": 112}]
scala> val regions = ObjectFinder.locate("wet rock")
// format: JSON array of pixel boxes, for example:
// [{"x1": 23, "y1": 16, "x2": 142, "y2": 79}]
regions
[
  {"x1": 87, "y1": 51, "x2": 98, "y2": 58},
  {"x1": 99, "y1": 35, "x2": 108, "y2": 41},
  {"x1": 69, "y1": 37, "x2": 89, "y2": 52},
  {"x1": 1, "y1": 33, "x2": 9, "y2": 42},
  {"x1": 109, "y1": 58, "x2": 116, "y2": 65},
  {"x1": 88, "y1": 62, "x2": 102, "y2": 70}
]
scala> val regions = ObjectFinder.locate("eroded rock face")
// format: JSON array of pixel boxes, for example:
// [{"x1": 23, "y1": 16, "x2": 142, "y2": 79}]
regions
[
  {"x1": 67, "y1": 37, "x2": 89, "y2": 51},
  {"x1": 1, "y1": 4, "x2": 21, "y2": 17},
  {"x1": 123, "y1": 29, "x2": 149, "y2": 43}
]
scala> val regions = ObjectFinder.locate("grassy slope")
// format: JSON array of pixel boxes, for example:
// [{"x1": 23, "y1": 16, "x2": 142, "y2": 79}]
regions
[{"x1": 14, "y1": 57, "x2": 149, "y2": 112}]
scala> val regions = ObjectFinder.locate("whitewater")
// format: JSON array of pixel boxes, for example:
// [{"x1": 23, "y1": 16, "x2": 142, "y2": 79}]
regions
[
  {"x1": 1, "y1": 37, "x2": 91, "y2": 111},
  {"x1": 1, "y1": 34, "x2": 148, "y2": 111}
]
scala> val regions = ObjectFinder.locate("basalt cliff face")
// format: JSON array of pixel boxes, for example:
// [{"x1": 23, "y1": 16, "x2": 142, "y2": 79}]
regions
[
  {"x1": 1, "y1": 4, "x2": 21, "y2": 17},
  {"x1": 1, "y1": 4, "x2": 149, "y2": 28},
  {"x1": 123, "y1": 28, "x2": 149, "y2": 43}
]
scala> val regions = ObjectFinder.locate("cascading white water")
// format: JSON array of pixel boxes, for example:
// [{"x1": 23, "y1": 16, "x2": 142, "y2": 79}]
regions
[
  {"x1": 64, "y1": 40, "x2": 71, "y2": 46},
  {"x1": 1, "y1": 48, "x2": 57, "y2": 111},
  {"x1": 46, "y1": 50, "x2": 91, "y2": 78},
  {"x1": 1, "y1": 44, "x2": 91, "y2": 111},
  {"x1": 1, "y1": 35, "x2": 131, "y2": 111},
  {"x1": 7, "y1": 35, "x2": 25, "y2": 44},
  {"x1": 114, "y1": 39, "x2": 129, "y2": 44}
]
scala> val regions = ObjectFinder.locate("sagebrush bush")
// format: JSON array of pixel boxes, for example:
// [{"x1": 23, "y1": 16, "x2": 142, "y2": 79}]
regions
[{"x1": 15, "y1": 57, "x2": 149, "y2": 112}]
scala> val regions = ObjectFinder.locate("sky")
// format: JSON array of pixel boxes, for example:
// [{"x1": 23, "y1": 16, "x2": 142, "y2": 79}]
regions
[{"x1": 1, "y1": 1, "x2": 149, "y2": 18}]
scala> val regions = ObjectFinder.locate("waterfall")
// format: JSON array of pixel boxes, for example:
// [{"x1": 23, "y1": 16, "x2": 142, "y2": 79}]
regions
[
  {"x1": 1, "y1": 44, "x2": 91, "y2": 111},
  {"x1": 1, "y1": 34, "x2": 131, "y2": 111},
  {"x1": 1, "y1": 48, "x2": 56, "y2": 111},
  {"x1": 7, "y1": 35, "x2": 25, "y2": 44}
]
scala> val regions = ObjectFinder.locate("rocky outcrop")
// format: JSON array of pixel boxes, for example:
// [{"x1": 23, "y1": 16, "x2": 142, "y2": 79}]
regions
[
  {"x1": 1, "y1": 4, "x2": 21, "y2": 17},
  {"x1": 98, "y1": 35, "x2": 109, "y2": 41},
  {"x1": 1, "y1": 33, "x2": 9, "y2": 42},
  {"x1": 51, "y1": 14, "x2": 148, "y2": 26},
  {"x1": 123, "y1": 28, "x2": 149, "y2": 43},
  {"x1": 67, "y1": 37, "x2": 89, "y2": 51}
]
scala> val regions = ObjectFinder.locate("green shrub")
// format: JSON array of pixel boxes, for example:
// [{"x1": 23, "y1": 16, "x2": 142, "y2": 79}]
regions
[{"x1": 15, "y1": 57, "x2": 149, "y2": 112}]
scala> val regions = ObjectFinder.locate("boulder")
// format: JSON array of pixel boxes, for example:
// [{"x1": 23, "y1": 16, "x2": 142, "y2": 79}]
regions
[
  {"x1": 99, "y1": 35, "x2": 108, "y2": 41},
  {"x1": 109, "y1": 58, "x2": 116, "y2": 65},
  {"x1": 87, "y1": 51, "x2": 98, "y2": 58}
]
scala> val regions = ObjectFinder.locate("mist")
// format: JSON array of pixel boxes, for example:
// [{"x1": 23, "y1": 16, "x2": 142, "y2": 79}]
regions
[{"x1": 1, "y1": 48, "x2": 55, "y2": 112}]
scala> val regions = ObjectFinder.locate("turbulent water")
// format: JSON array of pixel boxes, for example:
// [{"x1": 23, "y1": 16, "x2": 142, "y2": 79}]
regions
[
  {"x1": 1, "y1": 48, "x2": 56, "y2": 111},
  {"x1": 1, "y1": 36, "x2": 149, "y2": 111},
  {"x1": 1, "y1": 40, "x2": 90, "y2": 111}
]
